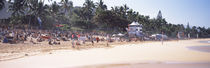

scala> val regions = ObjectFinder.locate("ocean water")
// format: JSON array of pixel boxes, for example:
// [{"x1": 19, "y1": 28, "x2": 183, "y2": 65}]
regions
[
  {"x1": 187, "y1": 45, "x2": 210, "y2": 53},
  {"x1": 199, "y1": 41, "x2": 210, "y2": 44},
  {"x1": 189, "y1": 40, "x2": 210, "y2": 53}
]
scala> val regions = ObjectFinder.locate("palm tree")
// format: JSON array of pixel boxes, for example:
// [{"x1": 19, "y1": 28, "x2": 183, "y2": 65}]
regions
[
  {"x1": 95, "y1": 0, "x2": 107, "y2": 16},
  {"x1": 22, "y1": 0, "x2": 50, "y2": 27},
  {"x1": 0, "y1": 0, "x2": 5, "y2": 10},
  {"x1": 83, "y1": 0, "x2": 95, "y2": 19},
  {"x1": 123, "y1": 4, "x2": 129, "y2": 13},
  {"x1": 8, "y1": 0, "x2": 27, "y2": 17},
  {"x1": 26, "y1": 0, "x2": 47, "y2": 16},
  {"x1": 121, "y1": 4, "x2": 129, "y2": 18},
  {"x1": 111, "y1": 5, "x2": 129, "y2": 19},
  {"x1": 127, "y1": 9, "x2": 139, "y2": 22},
  {"x1": 111, "y1": 6, "x2": 121, "y2": 17},
  {"x1": 7, "y1": 0, "x2": 28, "y2": 27},
  {"x1": 45, "y1": 1, "x2": 60, "y2": 23},
  {"x1": 96, "y1": 0, "x2": 107, "y2": 11},
  {"x1": 82, "y1": 0, "x2": 95, "y2": 29},
  {"x1": 60, "y1": 0, "x2": 73, "y2": 15}
]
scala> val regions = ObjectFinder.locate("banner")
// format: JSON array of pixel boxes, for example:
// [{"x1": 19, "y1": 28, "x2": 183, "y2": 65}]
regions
[{"x1": 37, "y1": 17, "x2": 42, "y2": 27}]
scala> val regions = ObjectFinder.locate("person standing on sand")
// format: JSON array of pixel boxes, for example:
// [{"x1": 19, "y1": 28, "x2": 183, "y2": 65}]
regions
[
  {"x1": 96, "y1": 37, "x2": 99, "y2": 43},
  {"x1": 106, "y1": 35, "x2": 110, "y2": 47},
  {"x1": 188, "y1": 33, "x2": 191, "y2": 39},
  {"x1": 71, "y1": 34, "x2": 75, "y2": 48},
  {"x1": 77, "y1": 34, "x2": 80, "y2": 45},
  {"x1": 177, "y1": 32, "x2": 180, "y2": 40},
  {"x1": 197, "y1": 34, "x2": 199, "y2": 38},
  {"x1": 77, "y1": 34, "x2": 80, "y2": 40},
  {"x1": 90, "y1": 36, "x2": 94, "y2": 46},
  {"x1": 161, "y1": 32, "x2": 164, "y2": 45}
]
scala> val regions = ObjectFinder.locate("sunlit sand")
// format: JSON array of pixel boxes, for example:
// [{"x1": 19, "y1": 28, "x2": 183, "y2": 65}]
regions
[{"x1": 0, "y1": 39, "x2": 210, "y2": 68}]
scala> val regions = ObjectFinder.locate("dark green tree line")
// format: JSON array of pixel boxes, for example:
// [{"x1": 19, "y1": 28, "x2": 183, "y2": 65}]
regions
[{"x1": 1, "y1": 0, "x2": 209, "y2": 37}]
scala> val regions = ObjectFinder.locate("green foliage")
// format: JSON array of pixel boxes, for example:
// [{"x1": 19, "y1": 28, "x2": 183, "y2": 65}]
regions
[
  {"x1": 0, "y1": 0, "x2": 5, "y2": 10},
  {"x1": 93, "y1": 10, "x2": 130, "y2": 32},
  {"x1": 5, "y1": 0, "x2": 210, "y2": 38},
  {"x1": 8, "y1": 0, "x2": 26, "y2": 17}
]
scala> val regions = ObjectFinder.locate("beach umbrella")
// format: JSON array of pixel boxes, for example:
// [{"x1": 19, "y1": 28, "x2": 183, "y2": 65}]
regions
[
  {"x1": 117, "y1": 33, "x2": 124, "y2": 36},
  {"x1": 112, "y1": 34, "x2": 117, "y2": 37}
]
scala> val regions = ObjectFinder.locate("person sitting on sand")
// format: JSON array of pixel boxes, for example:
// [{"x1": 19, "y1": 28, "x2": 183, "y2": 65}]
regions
[
  {"x1": 48, "y1": 39, "x2": 53, "y2": 45},
  {"x1": 19, "y1": 35, "x2": 25, "y2": 43},
  {"x1": 37, "y1": 37, "x2": 43, "y2": 42},
  {"x1": 30, "y1": 38, "x2": 37, "y2": 44},
  {"x1": 100, "y1": 38, "x2": 105, "y2": 41},
  {"x1": 61, "y1": 36, "x2": 68, "y2": 41},
  {"x1": 53, "y1": 39, "x2": 60, "y2": 45},
  {"x1": 3, "y1": 37, "x2": 8, "y2": 43}
]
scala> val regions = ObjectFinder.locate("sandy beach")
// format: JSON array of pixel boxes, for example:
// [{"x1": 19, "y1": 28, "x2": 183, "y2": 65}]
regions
[
  {"x1": 0, "y1": 39, "x2": 210, "y2": 68},
  {"x1": 1, "y1": 0, "x2": 210, "y2": 68}
]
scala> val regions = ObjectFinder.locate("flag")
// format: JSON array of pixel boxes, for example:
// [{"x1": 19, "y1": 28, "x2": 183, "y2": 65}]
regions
[
  {"x1": 56, "y1": 24, "x2": 64, "y2": 27},
  {"x1": 37, "y1": 17, "x2": 42, "y2": 27}
]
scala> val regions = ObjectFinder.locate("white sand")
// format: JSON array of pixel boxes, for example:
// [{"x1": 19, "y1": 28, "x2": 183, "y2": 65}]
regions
[{"x1": 0, "y1": 39, "x2": 210, "y2": 68}]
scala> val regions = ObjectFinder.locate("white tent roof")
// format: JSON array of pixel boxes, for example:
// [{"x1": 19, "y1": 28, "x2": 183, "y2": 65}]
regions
[
  {"x1": 117, "y1": 33, "x2": 124, "y2": 36},
  {"x1": 130, "y1": 22, "x2": 140, "y2": 25}
]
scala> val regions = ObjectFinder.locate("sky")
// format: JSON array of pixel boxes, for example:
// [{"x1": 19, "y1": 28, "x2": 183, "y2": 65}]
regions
[{"x1": 45, "y1": 0, "x2": 210, "y2": 28}]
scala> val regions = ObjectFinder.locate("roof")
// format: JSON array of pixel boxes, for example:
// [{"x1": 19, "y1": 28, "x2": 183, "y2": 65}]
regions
[
  {"x1": 129, "y1": 22, "x2": 141, "y2": 26},
  {"x1": 0, "y1": 1, "x2": 12, "y2": 19}
]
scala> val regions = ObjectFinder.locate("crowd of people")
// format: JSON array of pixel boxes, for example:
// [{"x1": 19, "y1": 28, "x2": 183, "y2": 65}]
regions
[{"x1": 0, "y1": 27, "x2": 126, "y2": 48}]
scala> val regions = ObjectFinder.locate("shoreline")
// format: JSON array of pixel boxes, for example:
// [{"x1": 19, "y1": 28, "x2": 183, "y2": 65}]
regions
[{"x1": 74, "y1": 62, "x2": 210, "y2": 68}]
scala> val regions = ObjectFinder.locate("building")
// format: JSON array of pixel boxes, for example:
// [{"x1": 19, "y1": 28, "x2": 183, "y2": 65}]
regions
[{"x1": 127, "y1": 22, "x2": 143, "y2": 38}]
